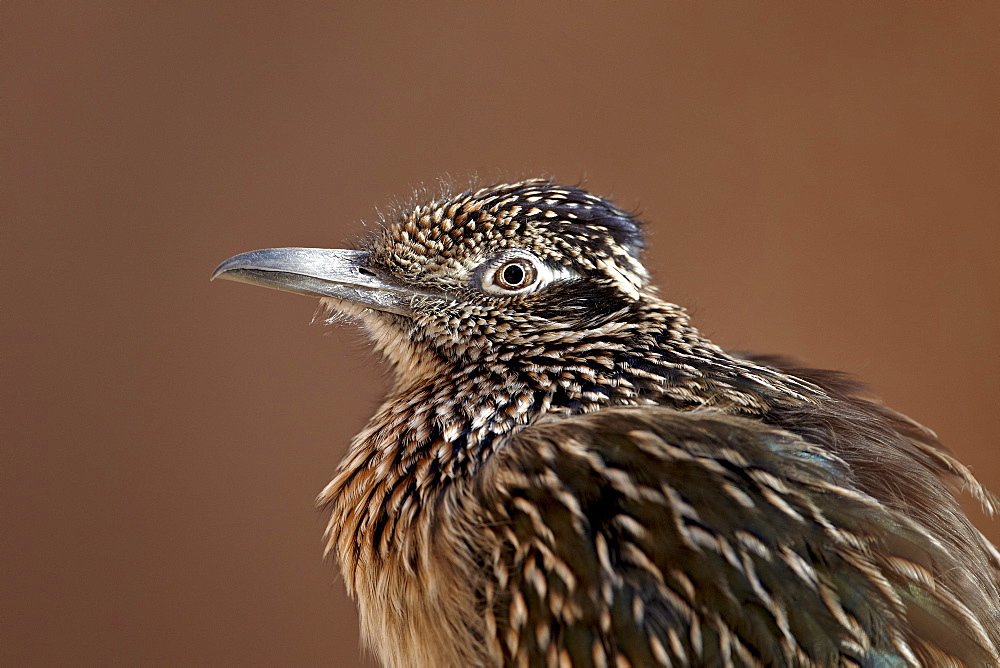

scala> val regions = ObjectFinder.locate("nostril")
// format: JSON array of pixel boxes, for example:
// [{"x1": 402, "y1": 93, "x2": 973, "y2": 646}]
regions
[{"x1": 357, "y1": 266, "x2": 376, "y2": 277}]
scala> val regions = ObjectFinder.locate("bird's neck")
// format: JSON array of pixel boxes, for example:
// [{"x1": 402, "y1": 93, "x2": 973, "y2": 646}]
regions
[
  {"x1": 320, "y1": 300, "x2": 823, "y2": 582},
  {"x1": 488, "y1": 299, "x2": 823, "y2": 419}
]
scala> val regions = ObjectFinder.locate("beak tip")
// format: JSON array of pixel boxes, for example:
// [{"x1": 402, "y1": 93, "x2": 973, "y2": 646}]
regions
[{"x1": 212, "y1": 252, "x2": 257, "y2": 283}]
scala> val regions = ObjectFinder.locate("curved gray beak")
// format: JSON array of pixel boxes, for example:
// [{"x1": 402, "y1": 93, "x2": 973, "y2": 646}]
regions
[{"x1": 212, "y1": 248, "x2": 412, "y2": 316}]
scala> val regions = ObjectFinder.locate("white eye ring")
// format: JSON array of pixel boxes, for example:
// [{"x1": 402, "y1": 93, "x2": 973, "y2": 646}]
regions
[{"x1": 479, "y1": 251, "x2": 576, "y2": 295}]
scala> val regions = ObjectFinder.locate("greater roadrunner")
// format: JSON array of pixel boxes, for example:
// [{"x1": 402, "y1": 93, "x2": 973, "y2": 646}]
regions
[{"x1": 214, "y1": 179, "x2": 1000, "y2": 667}]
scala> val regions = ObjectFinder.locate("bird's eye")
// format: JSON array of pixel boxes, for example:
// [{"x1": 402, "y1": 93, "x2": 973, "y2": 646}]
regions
[
  {"x1": 480, "y1": 254, "x2": 543, "y2": 294},
  {"x1": 477, "y1": 251, "x2": 577, "y2": 295},
  {"x1": 496, "y1": 259, "x2": 535, "y2": 289}
]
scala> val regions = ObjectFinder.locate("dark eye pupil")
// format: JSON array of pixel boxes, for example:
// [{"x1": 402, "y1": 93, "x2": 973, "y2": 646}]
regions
[{"x1": 502, "y1": 264, "x2": 525, "y2": 286}]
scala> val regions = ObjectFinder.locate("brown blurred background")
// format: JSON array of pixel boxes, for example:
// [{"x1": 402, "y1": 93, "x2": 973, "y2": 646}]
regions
[{"x1": 3, "y1": 2, "x2": 999, "y2": 665}]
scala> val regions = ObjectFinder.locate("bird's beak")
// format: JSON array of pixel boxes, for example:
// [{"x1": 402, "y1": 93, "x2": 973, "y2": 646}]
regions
[{"x1": 212, "y1": 248, "x2": 413, "y2": 316}]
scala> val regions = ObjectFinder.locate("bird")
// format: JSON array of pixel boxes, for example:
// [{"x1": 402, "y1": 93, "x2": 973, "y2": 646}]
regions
[{"x1": 214, "y1": 179, "x2": 1000, "y2": 667}]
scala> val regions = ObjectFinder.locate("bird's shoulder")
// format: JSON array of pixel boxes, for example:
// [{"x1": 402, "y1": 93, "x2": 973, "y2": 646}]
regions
[{"x1": 475, "y1": 406, "x2": 997, "y2": 666}]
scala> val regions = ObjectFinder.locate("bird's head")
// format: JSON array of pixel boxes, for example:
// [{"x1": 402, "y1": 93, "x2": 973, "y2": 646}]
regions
[{"x1": 213, "y1": 179, "x2": 661, "y2": 386}]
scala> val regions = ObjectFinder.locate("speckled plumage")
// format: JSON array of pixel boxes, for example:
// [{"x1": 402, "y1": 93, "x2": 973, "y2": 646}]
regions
[{"x1": 216, "y1": 179, "x2": 1000, "y2": 667}]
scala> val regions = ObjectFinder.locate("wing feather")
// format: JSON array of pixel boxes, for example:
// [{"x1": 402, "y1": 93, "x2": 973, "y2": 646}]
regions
[{"x1": 479, "y1": 407, "x2": 998, "y2": 666}]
